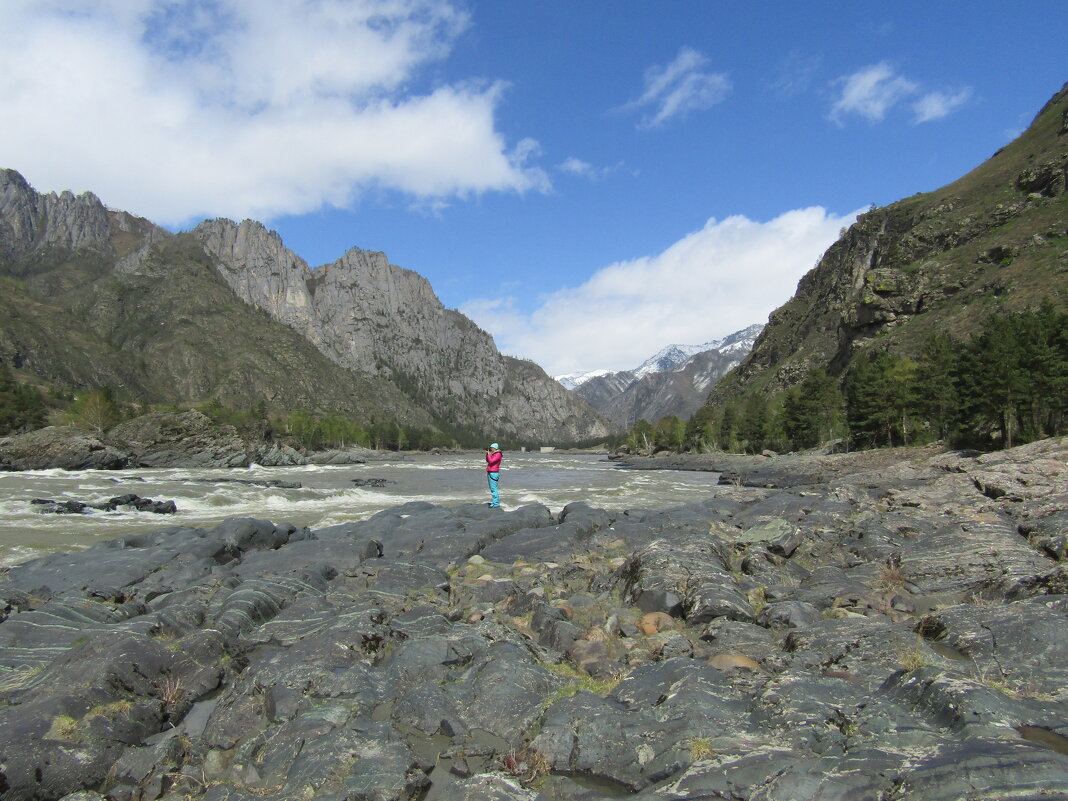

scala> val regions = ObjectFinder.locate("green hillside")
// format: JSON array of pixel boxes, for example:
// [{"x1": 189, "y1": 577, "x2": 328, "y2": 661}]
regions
[
  {"x1": 703, "y1": 82, "x2": 1068, "y2": 424},
  {"x1": 0, "y1": 234, "x2": 433, "y2": 427}
]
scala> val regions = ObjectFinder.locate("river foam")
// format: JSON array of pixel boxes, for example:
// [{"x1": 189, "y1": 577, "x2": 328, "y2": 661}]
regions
[{"x1": 0, "y1": 453, "x2": 721, "y2": 566}]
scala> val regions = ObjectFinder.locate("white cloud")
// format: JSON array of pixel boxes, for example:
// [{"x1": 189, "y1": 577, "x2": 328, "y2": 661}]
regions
[
  {"x1": 912, "y1": 88, "x2": 973, "y2": 123},
  {"x1": 830, "y1": 62, "x2": 918, "y2": 124},
  {"x1": 461, "y1": 206, "x2": 862, "y2": 376},
  {"x1": 0, "y1": 0, "x2": 546, "y2": 225},
  {"x1": 627, "y1": 47, "x2": 731, "y2": 128},
  {"x1": 830, "y1": 63, "x2": 972, "y2": 126},
  {"x1": 559, "y1": 157, "x2": 596, "y2": 178},
  {"x1": 556, "y1": 157, "x2": 626, "y2": 181}
]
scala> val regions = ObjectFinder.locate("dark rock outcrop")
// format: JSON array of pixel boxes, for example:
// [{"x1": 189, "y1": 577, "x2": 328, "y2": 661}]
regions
[
  {"x1": 106, "y1": 410, "x2": 251, "y2": 468},
  {"x1": 0, "y1": 411, "x2": 313, "y2": 471},
  {"x1": 0, "y1": 437, "x2": 1066, "y2": 800},
  {"x1": 30, "y1": 494, "x2": 177, "y2": 515},
  {"x1": 0, "y1": 426, "x2": 129, "y2": 471}
]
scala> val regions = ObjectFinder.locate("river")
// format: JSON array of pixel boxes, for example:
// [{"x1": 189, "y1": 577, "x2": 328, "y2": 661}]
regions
[{"x1": 0, "y1": 452, "x2": 721, "y2": 567}]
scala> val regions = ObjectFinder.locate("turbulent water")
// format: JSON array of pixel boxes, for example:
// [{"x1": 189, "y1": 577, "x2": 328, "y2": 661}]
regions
[{"x1": 0, "y1": 452, "x2": 720, "y2": 567}]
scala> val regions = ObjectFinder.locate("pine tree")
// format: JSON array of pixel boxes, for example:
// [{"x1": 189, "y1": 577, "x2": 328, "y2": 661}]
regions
[
  {"x1": 0, "y1": 364, "x2": 48, "y2": 435},
  {"x1": 912, "y1": 333, "x2": 958, "y2": 442},
  {"x1": 955, "y1": 305, "x2": 1068, "y2": 448},
  {"x1": 958, "y1": 314, "x2": 1029, "y2": 448},
  {"x1": 739, "y1": 394, "x2": 769, "y2": 453},
  {"x1": 684, "y1": 405, "x2": 717, "y2": 451},
  {"x1": 718, "y1": 402, "x2": 740, "y2": 451},
  {"x1": 845, "y1": 350, "x2": 915, "y2": 448},
  {"x1": 782, "y1": 369, "x2": 842, "y2": 450}
]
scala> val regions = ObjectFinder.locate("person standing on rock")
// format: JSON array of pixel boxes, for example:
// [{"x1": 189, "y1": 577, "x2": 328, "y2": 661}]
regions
[{"x1": 485, "y1": 442, "x2": 503, "y2": 507}]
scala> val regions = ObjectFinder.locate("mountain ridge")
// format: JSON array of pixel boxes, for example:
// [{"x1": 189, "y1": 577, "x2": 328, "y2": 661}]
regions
[
  {"x1": 0, "y1": 170, "x2": 614, "y2": 444},
  {"x1": 562, "y1": 324, "x2": 762, "y2": 426}
]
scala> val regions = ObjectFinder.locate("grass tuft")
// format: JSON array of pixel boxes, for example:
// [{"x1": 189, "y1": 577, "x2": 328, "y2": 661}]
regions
[
  {"x1": 689, "y1": 736, "x2": 717, "y2": 761},
  {"x1": 897, "y1": 637, "x2": 930, "y2": 672}
]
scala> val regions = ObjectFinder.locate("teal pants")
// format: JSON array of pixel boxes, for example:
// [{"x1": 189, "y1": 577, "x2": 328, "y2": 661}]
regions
[{"x1": 487, "y1": 471, "x2": 499, "y2": 506}]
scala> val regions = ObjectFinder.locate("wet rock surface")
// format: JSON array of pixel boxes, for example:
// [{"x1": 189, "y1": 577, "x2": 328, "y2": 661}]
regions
[
  {"x1": 29, "y1": 495, "x2": 178, "y2": 515},
  {"x1": 0, "y1": 438, "x2": 1066, "y2": 800}
]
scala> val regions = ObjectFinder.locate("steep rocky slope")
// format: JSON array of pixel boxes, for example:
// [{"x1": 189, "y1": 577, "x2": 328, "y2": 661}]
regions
[
  {"x1": 0, "y1": 173, "x2": 429, "y2": 424},
  {"x1": 191, "y1": 218, "x2": 612, "y2": 443},
  {"x1": 707, "y1": 81, "x2": 1068, "y2": 406},
  {"x1": 0, "y1": 170, "x2": 611, "y2": 442}
]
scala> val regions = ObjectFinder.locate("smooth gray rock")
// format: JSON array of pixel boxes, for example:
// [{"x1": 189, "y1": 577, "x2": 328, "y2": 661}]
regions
[{"x1": 2, "y1": 438, "x2": 1067, "y2": 801}]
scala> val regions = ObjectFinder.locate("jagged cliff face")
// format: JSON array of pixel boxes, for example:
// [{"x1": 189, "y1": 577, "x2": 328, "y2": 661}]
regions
[
  {"x1": 0, "y1": 173, "x2": 434, "y2": 423},
  {"x1": 0, "y1": 170, "x2": 113, "y2": 260},
  {"x1": 708, "y1": 81, "x2": 1068, "y2": 406},
  {"x1": 192, "y1": 219, "x2": 612, "y2": 442}
]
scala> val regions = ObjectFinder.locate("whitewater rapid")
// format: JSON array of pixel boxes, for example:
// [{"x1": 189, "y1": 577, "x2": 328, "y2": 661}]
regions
[{"x1": 0, "y1": 452, "x2": 721, "y2": 566}]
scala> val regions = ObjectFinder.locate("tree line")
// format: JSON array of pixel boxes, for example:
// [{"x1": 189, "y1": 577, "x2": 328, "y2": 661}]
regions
[
  {"x1": 629, "y1": 304, "x2": 1067, "y2": 455},
  {"x1": 0, "y1": 372, "x2": 457, "y2": 452}
]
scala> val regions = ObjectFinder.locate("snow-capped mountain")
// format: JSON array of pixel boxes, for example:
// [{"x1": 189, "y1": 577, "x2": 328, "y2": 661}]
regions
[
  {"x1": 555, "y1": 369, "x2": 613, "y2": 391},
  {"x1": 559, "y1": 323, "x2": 763, "y2": 426},
  {"x1": 627, "y1": 322, "x2": 764, "y2": 380}
]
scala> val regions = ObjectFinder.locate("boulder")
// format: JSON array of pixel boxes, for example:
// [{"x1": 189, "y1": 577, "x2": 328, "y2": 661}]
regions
[
  {"x1": 305, "y1": 448, "x2": 373, "y2": 465},
  {"x1": 0, "y1": 426, "x2": 129, "y2": 470},
  {"x1": 106, "y1": 410, "x2": 249, "y2": 468}
]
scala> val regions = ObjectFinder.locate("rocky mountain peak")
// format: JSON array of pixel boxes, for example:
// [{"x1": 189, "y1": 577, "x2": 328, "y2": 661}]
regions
[
  {"x1": 190, "y1": 215, "x2": 612, "y2": 442},
  {"x1": 193, "y1": 218, "x2": 317, "y2": 335},
  {"x1": 0, "y1": 168, "x2": 112, "y2": 260}
]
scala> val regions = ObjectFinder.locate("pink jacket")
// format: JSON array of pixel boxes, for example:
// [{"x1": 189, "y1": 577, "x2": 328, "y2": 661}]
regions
[{"x1": 485, "y1": 450, "x2": 502, "y2": 472}]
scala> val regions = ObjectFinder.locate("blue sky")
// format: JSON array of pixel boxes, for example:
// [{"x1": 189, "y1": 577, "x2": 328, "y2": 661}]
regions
[{"x1": 2, "y1": 1, "x2": 1064, "y2": 376}]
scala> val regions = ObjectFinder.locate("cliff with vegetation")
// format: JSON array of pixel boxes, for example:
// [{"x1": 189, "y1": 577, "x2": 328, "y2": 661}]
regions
[{"x1": 706, "y1": 82, "x2": 1068, "y2": 416}]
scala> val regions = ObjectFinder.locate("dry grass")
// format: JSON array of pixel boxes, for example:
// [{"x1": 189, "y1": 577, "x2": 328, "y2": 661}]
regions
[
  {"x1": 876, "y1": 553, "x2": 907, "y2": 591},
  {"x1": 0, "y1": 664, "x2": 43, "y2": 693},
  {"x1": 689, "y1": 737, "x2": 717, "y2": 761},
  {"x1": 500, "y1": 748, "x2": 552, "y2": 786},
  {"x1": 45, "y1": 714, "x2": 80, "y2": 741},
  {"x1": 89, "y1": 699, "x2": 134, "y2": 718},
  {"x1": 897, "y1": 637, "x2": 930, "y2": 672},
  {"x1": 542, "y1": 661, "x2": 624, "y2": 707},
  {"x1": 157, "y1": 674, "x2": 185, "y2": 706},
  {"x1": 746, "y1": 586, "x2": 768, "y2": 615}
]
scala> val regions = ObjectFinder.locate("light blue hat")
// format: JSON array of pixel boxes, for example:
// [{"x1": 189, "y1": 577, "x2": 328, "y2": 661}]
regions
[{"x1": 490, "y1": 442, "x2": 499, "y2": 449}]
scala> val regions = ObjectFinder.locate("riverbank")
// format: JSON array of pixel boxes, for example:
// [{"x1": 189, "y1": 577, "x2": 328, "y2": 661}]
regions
[
  {"x1": 613, "y1": 442, "x2": 962, "y2": 486},
  {"x1": 0, "y1": 437, "x2": 1066, "y2": 800}
]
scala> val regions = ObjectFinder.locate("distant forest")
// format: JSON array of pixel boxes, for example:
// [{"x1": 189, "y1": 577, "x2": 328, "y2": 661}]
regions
[
  {"x1": 628, "y1": 304, "x2": 1068, "y2": 455},
  {"x1": 0, "y1": 372, "x2": 457, "y2": 452},
  {"x1": 4, "y1": 305, "x2": 1066, "y2": 456}
]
